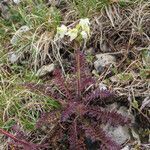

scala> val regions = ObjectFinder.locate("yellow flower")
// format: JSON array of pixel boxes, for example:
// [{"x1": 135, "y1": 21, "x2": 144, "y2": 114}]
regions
[
  {"x1": 55, "y1": 24, "x2": 68, "y2": 40},
  {"x1": 79, "y1": 18, "x2": 90, "y2": 36},
  {"x1": 66, "y1": 28, "x2": 78, "y2": 41}
]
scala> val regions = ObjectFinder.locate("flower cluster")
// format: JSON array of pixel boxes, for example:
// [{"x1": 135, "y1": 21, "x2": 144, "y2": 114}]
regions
[{"x1": 55, "y1": 18, "x2": 90, "y2": 41}]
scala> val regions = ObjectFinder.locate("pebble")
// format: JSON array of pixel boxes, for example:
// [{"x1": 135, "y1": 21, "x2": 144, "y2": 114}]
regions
[
  {"x1": 94, "y1": 53, "x2": 116, "y2": 73},
  {"x1": 36, "y1": 63, "x2": 55, "y2": 77}
]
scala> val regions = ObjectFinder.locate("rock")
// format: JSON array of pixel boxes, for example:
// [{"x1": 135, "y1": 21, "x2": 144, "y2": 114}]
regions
[
  {"x1": 102, "y1": 103, "x2": 134, "y2": 145},
  {"x1": 104, "y1": 125, "x2": 130, "y2": 145},
  {"x1": 10, "y1": 25, "x2": 30, "y2": 45},
  {"x1": 36, "y1": 64, "x2": 55, "y2": 77},
  {"x1": 94, "y1": 53, "x2": 116, "y2": 73},
  {"x1": 8, "y1": 51, "x2": 19, "y2": 64}
]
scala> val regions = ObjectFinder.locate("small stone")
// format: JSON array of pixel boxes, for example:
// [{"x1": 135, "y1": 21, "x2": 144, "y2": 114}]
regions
[
  {"x1": 94, "y1": 53, "x2": 116, "y2": 73},
  {"x1": 104, "y1": 125, "x2": 130, "y2": 145},
  {"x1": 8, "y1": 51, "x2": 19, "y2": 64},
  {"x1": 103, "y1": 103, "x2": 134, "y2": 145},
  {"x1": 10, "y1": 25, "x2": 30, "y2": 45},
  {"x1": 36, "y1": 64, "x2": 55, "y2": 77}
]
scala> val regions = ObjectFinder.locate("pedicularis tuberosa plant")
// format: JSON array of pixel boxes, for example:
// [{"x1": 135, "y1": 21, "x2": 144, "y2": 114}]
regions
[
  {"x1": 23, "y1": 50, "x2": 132, "y2": 150},
  {"x1": 0, "y1": 50, "x2": 131, "y2": 149}
]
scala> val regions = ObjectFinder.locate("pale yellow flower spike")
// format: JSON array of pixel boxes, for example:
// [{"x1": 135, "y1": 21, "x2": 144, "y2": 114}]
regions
[
  {"x1": 79, "y1": 18, "x2": 90, "y2": 36},
  {"x1": 55, "y1": 24, "x2": 68, "y2": 40},
  {"x1": 66, "y1": 28, "x2": 78, "y2": 41}
]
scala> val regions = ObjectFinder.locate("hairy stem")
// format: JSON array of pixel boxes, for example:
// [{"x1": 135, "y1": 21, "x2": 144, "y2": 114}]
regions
[{"x1": 76, "y1": 49, "x2": 81, "y2": 98}]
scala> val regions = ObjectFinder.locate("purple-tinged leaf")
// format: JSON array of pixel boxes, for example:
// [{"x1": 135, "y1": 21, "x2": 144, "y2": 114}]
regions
[
  {"x1": 86, "y1": 107, "x2": 131, "y2": 127},
  {"x1": 84, "y1": 88, "x2": 115, "y2": 104},
  {"x1": 69, "y1": 121, "x2": 78, "y2": 150},
  {"x1": 82, "y1": 125, "x2": 121, "y2": 150},
  {"x1": 61, "y1": 102, "x2": 76, "y2": 122},
  {"x1": 53, "y1": 69, "x2": 72, "y2": 101}
]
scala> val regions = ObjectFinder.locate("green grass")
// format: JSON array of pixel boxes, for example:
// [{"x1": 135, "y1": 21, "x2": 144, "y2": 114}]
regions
[
  {"x1": 0, "y1": 1, "x2": 62, "y2": 132},
  {"x1": 67, "y1": 0, "x2": 110, "y2": 17},
  {"x1": 0, "y1": 1, "x2": 61, "y2": 69},
  {"x1": 0, "y1": 66, "x2": 59, "y2": 131}
]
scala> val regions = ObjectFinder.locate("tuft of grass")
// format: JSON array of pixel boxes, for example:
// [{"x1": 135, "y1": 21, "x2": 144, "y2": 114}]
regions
[
  {"x1": 66, "y1": 0, "x2": 110, "y2": 17},
  {"x1": 0, "y1": 1, "x2": 61, "y2": 70},
  {"x1": 0, "y1": 1, "x2": 62, "y2": 133},
  {"x1": 0, "y1": 66, "x2": 59, "y2": 131}
]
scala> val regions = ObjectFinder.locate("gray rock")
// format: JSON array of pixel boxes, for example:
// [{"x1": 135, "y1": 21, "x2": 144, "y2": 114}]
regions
[
  {"x1": 36, "y1": 63, "x2": 55, "y2": 77},
  {"x1": 8, "y1": 51, "x2": 19, "y2": 64},
  {"x1": 104, "y1": 125, "x2": 130, "y2": 145},
  {"x1": 94, "y1": 53, "x2": 116, "y2": 73},
  {"x1": 102, "y1": 103, "x2": 134, "y2": 145},
  {"x1": 10, "y1": 25, "x2": 30, "y2": 45}
]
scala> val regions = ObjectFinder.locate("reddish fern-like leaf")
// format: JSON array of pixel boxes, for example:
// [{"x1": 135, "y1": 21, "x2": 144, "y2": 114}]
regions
[
  {"x1": 68, "y1": 121, "x2": 78, "y2": 150},
  {"x1": 69, "y1": 122, "x2": 86, "y2": 150},
  {"x1": 78, "y1": 136, "x2": 86, "y2": 150},
  {"x1": 22, "y1": 50, "x2": 132, "y2": 149},
  {"x1": 86, "y1": 106, "x2": 131, "y2": 127},
  {"x1": 53, "y1": 69, "x2": 72, "y2": 101},
  {"x1": 80, "y1": 76, "x2": 95, "y2": 92},
  {"x1": 82, "y1": 125, "x2": 121, "y2": 150},
  {"x1": 84, "y1": 88, "x2": 115, "y2": 104},
  {"x1": 61, "y1": 102, "x2": 76, "y2": 122}
]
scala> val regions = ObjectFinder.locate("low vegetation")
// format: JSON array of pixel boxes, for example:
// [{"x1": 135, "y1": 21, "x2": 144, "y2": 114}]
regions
[{"x1": 0, "y1": 0, "x2": 149, "y2": 149}]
